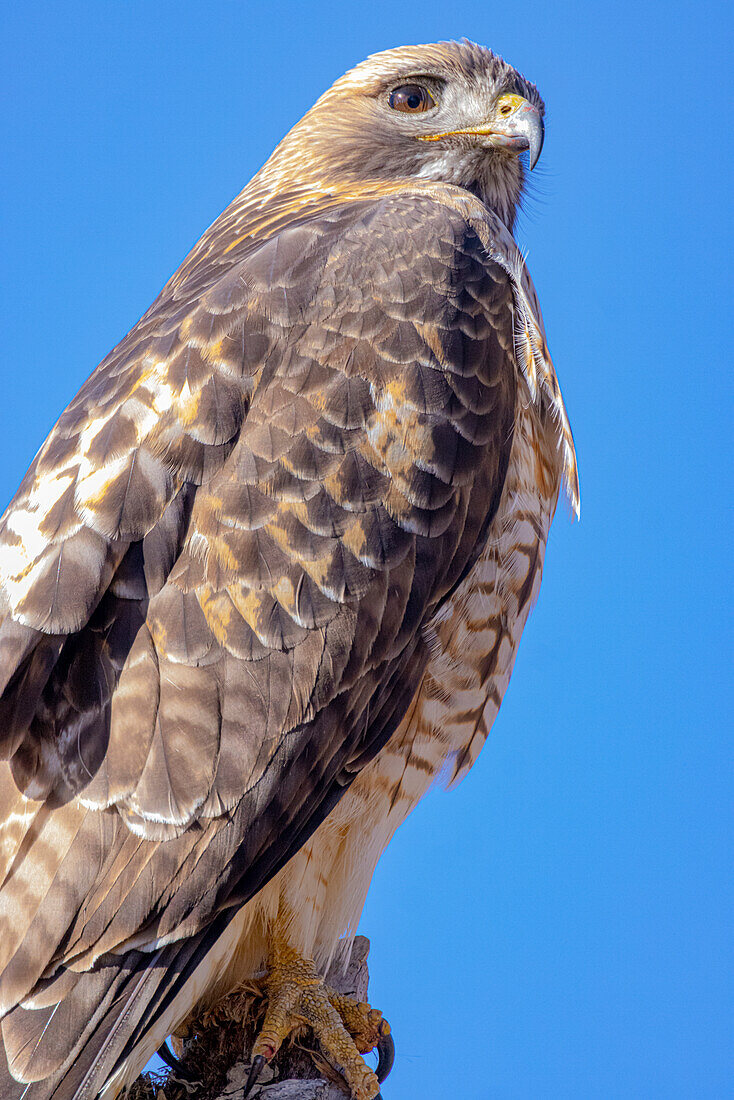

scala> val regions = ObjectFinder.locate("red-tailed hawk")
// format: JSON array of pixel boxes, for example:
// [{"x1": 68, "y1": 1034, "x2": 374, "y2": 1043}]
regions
[{"x1": 0, "y1": 40, "x2": 578, "y2": 1100}]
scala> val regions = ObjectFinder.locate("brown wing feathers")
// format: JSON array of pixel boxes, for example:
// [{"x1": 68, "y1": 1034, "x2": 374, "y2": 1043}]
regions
[{"x1": 0, "y1": 193, "x2": 516, "y2": 1094}]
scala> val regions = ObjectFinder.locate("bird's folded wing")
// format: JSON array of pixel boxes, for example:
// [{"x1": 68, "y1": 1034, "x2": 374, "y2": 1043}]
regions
[{"x1": 0, "y1": 192, "x2": 518, "y2": 1086}]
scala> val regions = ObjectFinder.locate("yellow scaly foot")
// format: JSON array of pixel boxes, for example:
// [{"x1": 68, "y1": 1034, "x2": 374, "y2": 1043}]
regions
[{"x1": 243, "y1": 929, "x2": 392, "y2": 1100}]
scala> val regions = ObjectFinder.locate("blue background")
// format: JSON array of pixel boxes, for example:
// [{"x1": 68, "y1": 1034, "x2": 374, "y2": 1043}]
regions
[{"x1": 1, "y1": 2, "x2": 731, "y2": 1097}]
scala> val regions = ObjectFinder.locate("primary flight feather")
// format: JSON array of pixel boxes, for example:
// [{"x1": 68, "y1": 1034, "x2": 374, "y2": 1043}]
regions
[{"x1": 0, "y1": 40, "x2": 577, "y2": 1099}]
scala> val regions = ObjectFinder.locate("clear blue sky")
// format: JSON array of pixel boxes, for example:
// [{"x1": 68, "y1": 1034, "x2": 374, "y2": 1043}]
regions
[{"x1": 1, "y1": 2, "x2": 731, "y2": 1097}]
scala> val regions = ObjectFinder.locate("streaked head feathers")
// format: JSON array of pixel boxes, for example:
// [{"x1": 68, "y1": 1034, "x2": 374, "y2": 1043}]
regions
[{"x1": 255, "y1": 40, "x2": 545, "y2": 228}]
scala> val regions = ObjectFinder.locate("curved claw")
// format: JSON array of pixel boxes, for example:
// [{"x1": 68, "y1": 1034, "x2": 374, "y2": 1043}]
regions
[
  {"x1": 375, "y1": 1030, "x2": 395, "y2": 1084},
  {"x1": 156, "y1": 1040, "x2": 198, "y2": 1082},
  {"x1": 243, "y1": 1053, "x2": 267, "y2": 1098}
]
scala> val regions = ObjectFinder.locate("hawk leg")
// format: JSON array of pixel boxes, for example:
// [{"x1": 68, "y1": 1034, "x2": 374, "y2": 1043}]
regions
[{"x1": 243, "y1": 925, "x2": 391, "y2": 1100}]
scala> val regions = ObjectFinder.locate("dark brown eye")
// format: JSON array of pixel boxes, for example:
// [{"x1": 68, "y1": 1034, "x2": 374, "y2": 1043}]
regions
[{"x1": 388, "y1": 84, "x2": 435, "y2": 113}]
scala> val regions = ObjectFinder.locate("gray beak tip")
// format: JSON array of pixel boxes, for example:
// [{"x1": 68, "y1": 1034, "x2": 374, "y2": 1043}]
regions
[{"x1": 528, "y1": 117, "x2": 544, "y2": 171}]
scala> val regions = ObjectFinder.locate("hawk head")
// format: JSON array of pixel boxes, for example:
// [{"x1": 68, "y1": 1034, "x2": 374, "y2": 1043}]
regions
[{"x1": 258, "y1": 40, "x2": 544, "y2": 230}]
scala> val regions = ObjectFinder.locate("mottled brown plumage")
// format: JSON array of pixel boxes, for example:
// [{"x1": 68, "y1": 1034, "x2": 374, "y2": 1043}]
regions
[{"x1": 0, "y1": 40, "x2": 577, "y2": 1099}]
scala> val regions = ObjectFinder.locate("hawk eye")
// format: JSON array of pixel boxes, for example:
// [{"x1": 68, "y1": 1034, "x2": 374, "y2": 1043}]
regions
[{"x1": 388, "y1": 84, "x2": 435, "y2": 113}]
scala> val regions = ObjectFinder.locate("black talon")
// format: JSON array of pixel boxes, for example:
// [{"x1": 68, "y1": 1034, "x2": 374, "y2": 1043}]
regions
[
  {"x1": 375, "y1": 1031, "x2": 395, "y2": 1083},
  {"x1": 156, "y1": 1039, "x2": 197, "y2": 1082},
  {"x1": 243, "y1": 1053, "x2": 267, "y2": 1098}
]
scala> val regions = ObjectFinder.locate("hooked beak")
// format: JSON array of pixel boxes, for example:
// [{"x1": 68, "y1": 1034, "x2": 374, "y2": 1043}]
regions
[{"x1": 418, "y1": 93, "x2": 544, "y2": 171}]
